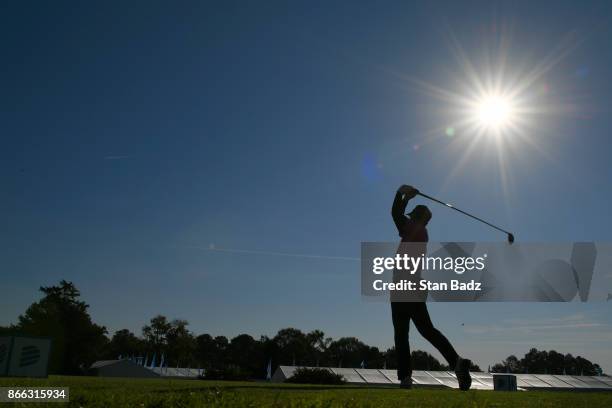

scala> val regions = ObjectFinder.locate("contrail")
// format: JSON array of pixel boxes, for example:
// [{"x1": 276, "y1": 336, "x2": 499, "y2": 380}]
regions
[{"x1": 183, "y1": 244, "x2": 360, "y2": 262}]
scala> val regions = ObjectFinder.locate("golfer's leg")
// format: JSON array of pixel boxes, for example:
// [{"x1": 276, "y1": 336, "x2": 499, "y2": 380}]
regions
[
  {"x1": 411, "y1": 303, "x2": 459, "y2": 368},
  {"x1": 391, "y1": 302, "x2": 411, "y2": 381}
]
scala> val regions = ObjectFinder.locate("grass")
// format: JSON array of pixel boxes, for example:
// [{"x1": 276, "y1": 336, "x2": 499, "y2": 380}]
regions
[{"x1": 1, "y1": 376, "x2": 611, "y2": 407}]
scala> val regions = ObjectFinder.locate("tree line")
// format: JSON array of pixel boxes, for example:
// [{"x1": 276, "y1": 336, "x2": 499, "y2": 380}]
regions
[
  {"x1": 490, "y1": 349, "x2": 603, "y2": 376},
  {"x1": 1, "y1": 280, "x2": 604, "y2": 378}
]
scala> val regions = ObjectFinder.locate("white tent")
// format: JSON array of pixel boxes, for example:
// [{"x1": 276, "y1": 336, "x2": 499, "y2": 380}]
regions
[
  {"x1": 90, "y1": 360, "x2": 159, "y2": 378},
  {"x1": 270, "y1": 366, "x2": 612, "y2": 391}
]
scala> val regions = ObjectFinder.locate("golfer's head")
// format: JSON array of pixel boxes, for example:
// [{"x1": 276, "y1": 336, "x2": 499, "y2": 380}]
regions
[{"x1": 409, "y1": 205, "x2": 432, "y2": 225}]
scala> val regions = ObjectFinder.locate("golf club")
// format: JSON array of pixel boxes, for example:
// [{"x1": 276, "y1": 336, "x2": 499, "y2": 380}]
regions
[{"x1": 414, "y1": 191, "x2": 515, "y2": 244}]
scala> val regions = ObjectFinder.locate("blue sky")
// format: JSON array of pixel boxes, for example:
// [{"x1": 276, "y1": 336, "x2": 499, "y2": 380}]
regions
[{"x1": 2, "y1": 1, "x2": 612, "y2": 371}]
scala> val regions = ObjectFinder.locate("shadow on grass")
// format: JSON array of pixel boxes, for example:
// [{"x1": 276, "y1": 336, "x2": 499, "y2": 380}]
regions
[
  {"x1": 222, "y1": 385, "x2": 400, "y2": 391},
  {"x1": 147, "y1": 384, "x2": 401, "y2": 393}
]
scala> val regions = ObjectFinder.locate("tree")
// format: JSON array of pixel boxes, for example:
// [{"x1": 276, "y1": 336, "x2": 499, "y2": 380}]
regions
[
  {"x1": 106, "y1": 329, "x2": 145, "y2": 359},
  {"x1": 384, "y1": 347, "x2": 398, "y2": 369},
  {"x1": 196, "y1": 334, "x2": 219, "y2": 369},
  {"x1": 227, "y1": 334, "x2": 264, "y2": 376},
  {"x1": 521, "y1": 348, "x2": 548, "y2": 373},
  {"x1": 196, "y1": 334, "x2": 229, "y2": 369},
  {"x1": 325, "y1": 337, "x2": 367, "y2": 368},
  {"x1": 491, "y1": 348, "x2": 604, "y2": 375},
  {"x1": 213, "y1": 336, "x2": 229, "y2": 363},
  {"x1": 574, "y1": 356, "x2": 601, "y2": 376},
  {"x1": 410, "y1": 350, "x2": 447, "y2": 370},
  {"x1": 16, "y1": 280, "x2": 108, "y2": 374},
  {"x1": 166, "y1": 319, "x2": 197, "y2": 367},
  {"x1": 272, "y1": 328, "x2": 311, "y2": 366},
  {"x1": 306, "y1": 330, "x2": 331, "y2": 367},
  {"x1": 547, "y1": 350, "x2": 565, "y2": 374},
  {"x1": 142, "y1": 315, "x2": 172, "y2": 354}
]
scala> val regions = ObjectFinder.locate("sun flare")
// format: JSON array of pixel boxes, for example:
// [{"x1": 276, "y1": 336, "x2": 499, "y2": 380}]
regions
[
  {"x1": 388, "y1": 25, "x2": 583, "y2": 200},
  {"x1": 474, "y1": 94, "x2": 516, "y2": 130}
]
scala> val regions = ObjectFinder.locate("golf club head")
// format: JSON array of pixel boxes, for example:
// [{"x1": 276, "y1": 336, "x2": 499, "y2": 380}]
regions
[{"x1": 508, "y1": 233, "x2": 515, "y2": 244}]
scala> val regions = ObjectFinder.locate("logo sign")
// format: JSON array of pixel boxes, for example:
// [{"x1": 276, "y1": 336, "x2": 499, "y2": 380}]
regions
[
  {"x1": 19, "y1": 346, "x2": 41, "y2": 367},
  {"x1": 1, "y1": 337, "x2": 52, "y2": 378}
]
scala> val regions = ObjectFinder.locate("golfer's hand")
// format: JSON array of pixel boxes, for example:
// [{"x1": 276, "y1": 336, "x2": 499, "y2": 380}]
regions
[{"x1": 398, "y1": 185, "x2": 419, "y2": 199}]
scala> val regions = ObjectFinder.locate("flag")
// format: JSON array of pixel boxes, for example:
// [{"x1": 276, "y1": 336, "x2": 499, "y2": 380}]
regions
[
  {"x1": 266, "y1": 359, "x2": 272, "y2": 381},
  {"x1": 151, "y1": 353, "x2": 157, "y2": 369}
]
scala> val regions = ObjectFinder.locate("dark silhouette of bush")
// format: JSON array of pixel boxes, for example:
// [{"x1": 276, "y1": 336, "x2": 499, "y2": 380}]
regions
[{"x1": 286, "y1": 368, "x2": 346, "y2": 385}]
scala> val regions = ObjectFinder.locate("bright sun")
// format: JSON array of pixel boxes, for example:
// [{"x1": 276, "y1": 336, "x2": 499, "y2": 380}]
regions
[
  {"x1": 474, "y1": 94, "x2": 515, "y2": 130},
  {"x1": 398, "y1": 27, "x2": 583, "y2": 198}
]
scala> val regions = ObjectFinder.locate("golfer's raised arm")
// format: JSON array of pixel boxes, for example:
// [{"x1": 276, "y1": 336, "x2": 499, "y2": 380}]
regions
[{"x1": 392, "y1": 185, "x2": 418, "y2": 232}]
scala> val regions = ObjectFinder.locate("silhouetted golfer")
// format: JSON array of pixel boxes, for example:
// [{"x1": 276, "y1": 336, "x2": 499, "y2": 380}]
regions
[{"x1": 391, "y1": 185, "x2": 472, "y2": 390}]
